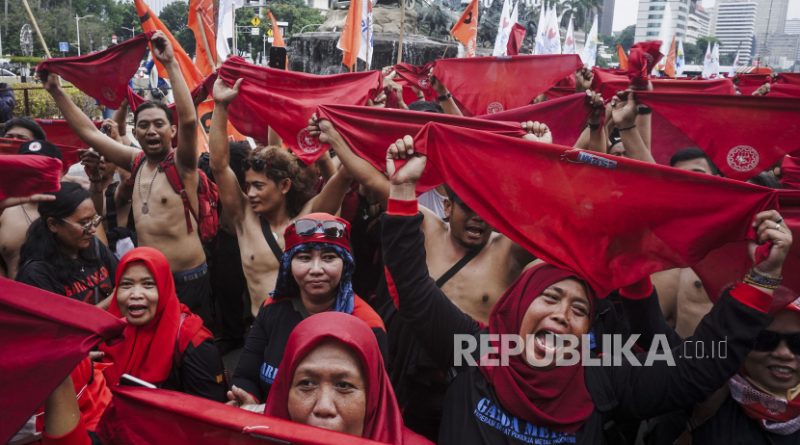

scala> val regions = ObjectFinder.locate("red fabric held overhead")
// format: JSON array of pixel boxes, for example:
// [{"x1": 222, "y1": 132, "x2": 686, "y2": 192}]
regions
[
  {"x1": 636, "y1": 92, "x2": 800, "y2": 179},
  {"x1": 217, "y1": 56, "x2": 382, "y2": 164},
  {"x1": 480, "y1": 92, "x2": 593, "y2": 146},
  {"x1": 0, "y1": 137, "x2": 79, "y2": 173},
  {"x1": 316, "y1": 104, "x2": 525, "y2": 192},
  {"x1": 626, "y1": 40, "x2": 662, "y2": 88},
  {"x1": 0, "y1": 154, "x2": 62, "y2": 200},
  {"x1": 35, "y1": 119, "x2": 102, "y2": 149},
  {"x1": 96, "y1": 386, "x2": 388, "y2": 445},
  {"x1": 432, "y1": 55, "x2": 583, "y2": 116},
  {"x1": 0, "y1": 279, "x2": 125, "y2": 445},
  {"x1": 735, "y1": 73, "x2": 773, "y2": 95},
  {"x1": 768, "y1": 83, "x2": 800, "y2": 98},
  {"x1": 782, "y1": 155, "x2": 800, "y2": 190},
  {"x1": 778, "y1": 73, "x2": 800, "y2": 85},
  {"x1": 592, "y1": 68, "x2": 736, "y2": 100},
  {"x1": 412, "y1": 122, "x2": 778, "y2": 297},
  {"x1": 392, "y1": 62, "x2": 436, "y2": 102},
  {"x1": 36, "y1": 33, "x2": 152, "y2": 108}
]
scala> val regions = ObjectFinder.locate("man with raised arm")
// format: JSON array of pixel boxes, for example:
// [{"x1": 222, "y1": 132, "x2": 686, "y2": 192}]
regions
[
  {"x1": 209, "y1": 78, "x2": 353, "y2": 317},
  {"x1": 42, "y1": 31, "x2": 212, "y2": 325}
]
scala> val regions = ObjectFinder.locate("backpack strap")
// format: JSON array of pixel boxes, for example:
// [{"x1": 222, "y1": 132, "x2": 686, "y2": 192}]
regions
[
  {"x1": 434, "y1": 247, "x2": 481, "y2": 288},
  {"x1": 260, "y1": 219, "x2": 284, "y2": 262},
  {"x1": 672, "y1": 387, "x2": 730, "y2": 445},
  {"x1": 159, "y1": 153, "x2": 198, "y2": 236}
]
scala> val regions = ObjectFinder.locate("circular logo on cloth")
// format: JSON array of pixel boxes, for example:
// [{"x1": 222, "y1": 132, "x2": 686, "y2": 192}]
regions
[
  {"x1": 486, "y1": 101, "x2": 504, "y2": 114},
  {"x1": 296, "y1": 128, "x2": 323, "y2": 155},
  {"x1": 726, "y1": 145, "x2": 759, "y2": 172},
  {"x1": 101, "y1": 87, "x2": 117, "y2": 103},
  {"x1": 28, "y1": 141, "x2": 41, "y2": 152},
  {"x1": 418, "y1": 78, "x2": 430, "y2": 89}
]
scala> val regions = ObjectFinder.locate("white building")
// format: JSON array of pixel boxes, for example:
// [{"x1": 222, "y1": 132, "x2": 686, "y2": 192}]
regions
[
  {"x1": 753, "y1": 0, "x2": 790, "y2": 59},
  {"x1": 685, "y1": 2, "x2": 711, "y2": 44},
  {"x1": 634, "y1": 0, "x2": 691, "y2": 43},
  {"x1": 787, "y1": 18, "x2": 800, "y2": 34},
  {"x1": 712, "y1": 0, "x2": 758, "y2": 63}
]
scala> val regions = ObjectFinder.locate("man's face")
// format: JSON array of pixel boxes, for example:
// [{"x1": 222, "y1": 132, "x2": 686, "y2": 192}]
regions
[
  {"x1": 444, "y1": 196, "x2": 492, "y2": 249},
  {"x1": 244, "y1": 169, "x2": 289, "y2": 215},
  {"x1": 744, "y1": 311, "x2": 800, "y2": 395},
  {"x1": 4, "y1": 125, "x2": 35, "y2": 141},
  {"x1": 673, "y1": 158, "x2": 714, "y2": 175},
  {"x1": 134, "y1": 108, "x2": 175, "y2": 158}
]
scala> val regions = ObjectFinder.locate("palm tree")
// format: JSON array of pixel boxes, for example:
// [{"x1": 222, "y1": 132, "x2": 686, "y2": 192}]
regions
[{"x1": 558, "y1": 0, "x2": 600, "y2": 32}]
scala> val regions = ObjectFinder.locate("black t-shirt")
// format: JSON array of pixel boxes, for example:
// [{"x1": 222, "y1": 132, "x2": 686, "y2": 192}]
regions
[
  {"x1": 163, "y1": 338, "x2": 228, "y2": 403},
  {"x1": 16, "y1": 238, "x2": 117, "y2": 303}
]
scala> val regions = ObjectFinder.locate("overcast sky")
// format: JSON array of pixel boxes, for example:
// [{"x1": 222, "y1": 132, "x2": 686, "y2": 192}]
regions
[{"x1": 612, "y1": 0, "x2": 800, "y2": 31}]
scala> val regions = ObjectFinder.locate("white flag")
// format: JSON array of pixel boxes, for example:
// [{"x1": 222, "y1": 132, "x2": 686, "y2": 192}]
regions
[
  {"x1": 217, "y1": 0, "x2": 244, "y2": 61},
  {"x1": 358, "y1": 0, "x2": 374, "y2": 68},
  {"x1": 533, "y1": 1, "x2": 547, "y2": 54},
  {"x1": 493, "y1": 0, "x2": 518, "y2": 56},
  {"x1": 655, "y1": 3, "x2": 673, "y2": 73},
  {"x1": 676, "y1": 39, "x2": 685, "y2": 77},
  {"x1": 729, "y1": 49, "x2": 740, "y2": 77},
  {"x1": 710, "y1": 43, "x2": 720, "y2": 78},
  {"x1": 543, "y1": 5, "x2": 561, "y2": 54},
  {"x1": 581, "y1": 15, "x2": 598, "y2": 67},
  {"x1": 701, "y1": 42, "x2": 713, "y2": 78},
  {"x1": 563, "y1": 16, "x2": 576, "y2": 54}
]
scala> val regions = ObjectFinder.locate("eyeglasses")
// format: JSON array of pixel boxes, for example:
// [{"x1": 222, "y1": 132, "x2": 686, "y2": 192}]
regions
[
  {"x1": 62, "y1": 214, "x2": 104, "y2": 233},
  {"x1": 294, "y1": 219, "x2": 346, "y2": 238},
  {"x1": 753, "y1": 330, "x2": 800, "y2": 355}
]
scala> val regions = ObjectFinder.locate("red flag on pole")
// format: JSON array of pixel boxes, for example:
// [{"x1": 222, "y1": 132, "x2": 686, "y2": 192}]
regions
[
  {"x1": 432, "y1": 55, "x2": 583, "y2": 115},
  {"x1": 506, "y1": 23, "x2": 527, "y2": 56},
  {"x1": 0, "y1": 278, "x2": 125, "y2": 445},
  {"x1": 36, "y1": 33, "x2": 151, "y2": 108}
]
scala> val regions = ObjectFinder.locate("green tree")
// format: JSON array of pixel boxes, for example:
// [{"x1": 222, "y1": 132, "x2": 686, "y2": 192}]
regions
[
  {"x1": 159, "y1": 1, "x2": 196, "y2": 56},
  {"x1": 614, "y1": 25, "x2": 634, "y2": 51}
]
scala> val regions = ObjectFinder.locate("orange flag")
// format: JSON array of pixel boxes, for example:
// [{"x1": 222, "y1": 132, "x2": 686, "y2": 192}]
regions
[
  {"x1": 338, "y1": 0, "x2": 362, "y2": 71},
  {"x1": 268, "y1": 11, "x2": 286, "y2": 48},
  {"x1": 451, "y1": 0, "x2": 479, "y2": 57},
  {"x1": 188, "y1": 0, "x2": 217, "y2": 75},
  {"x1": 134, "y1": 0, "x2": 204, "y2": 89},
  {"x1": 616, "y1": 44, "x2": 629, "y2": 71},
  {"x1": 664, "y1": 36, "x2": 677, "y2": 78}
]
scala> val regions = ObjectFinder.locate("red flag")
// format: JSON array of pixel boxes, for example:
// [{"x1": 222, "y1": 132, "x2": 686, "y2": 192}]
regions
[
  {"x1": 0, "y1": 278, "x2": 125, "y2": 444},
  {"x1": 316, "y1": 104, "x2": 526, "y2": 192},
  {"x1": 217, "y1": 56, "x2": 382, "y2": 164},
  {"x1": 135, "y1": 0, "x2": 204, "y2": 89},
  {"x1": 616, "y1": 44, "x2": 629, "y2": 70},
  {"x1": 506, "y1": 23, "x2": 527, "y2": 56},
  {"x1": 0, "y1": 154, "x2": 62, "y2": 200},
  {"x1": 479, "y1": 92, "x2": 593, "y2": 146},
  {"x1": 694, "y1": 192, "x2": 800, "y2": 305},
  {"x1": 0, "y1": 136, "x2": 81, "y2": 173},
  {"x1": 188, "y1": 0, "x2": 218, "y2": 75},
  {"x1": 450, "y1": 0, "x2": 479, "y2": 57},
  {"x1": 664, "y1": 37, "x2": 677, "y2": 78},
  {"x1": 432, "y1": 55, "x2": 583, "y2": 116},
  {"x1": 36, "y1": 33, "x2": 151, "y2": 108},
  {"x1": 627, "y1": 40, "x2": 662, "y2": 88},
  {"x1": 339, "y1": 0, "x2": 362, "y2": 71},
  {"x1": 412, "y1": 122, "x2": 777, "y2": 297},
  {"x1": 636, "y1": 92, "x2": 800, "y2": 180},
  {"x1": 97, "y1": 386, "x2": 388, "y2": 445},
  {"x1": 592, "y1": 68, "x2": 736, "y2": 100}
]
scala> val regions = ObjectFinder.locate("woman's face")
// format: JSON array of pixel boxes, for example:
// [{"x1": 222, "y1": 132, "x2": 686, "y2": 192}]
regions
[
  {"x1": 115, "y1": 263, "x2": 159, "y2": 326},
  {"x1": 287, "y1": 340, "x2": 366, "y2": 437},
  {"x1": 519, "y1": 278, "x2": 591, "y2": 368},
  {"x1": 48, "y1": 199, "x2": 97, "y2": 253},
  {"x1": 744, "y1": 311, "x2": 800, "y2": 395},
  {"x1": 291, "y1": 247, "x2": 344, "y2": 305}
]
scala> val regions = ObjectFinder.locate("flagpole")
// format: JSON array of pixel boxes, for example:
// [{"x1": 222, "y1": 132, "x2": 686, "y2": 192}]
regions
[
  {"x1": 196, "y1": 10, "x2": 217, "y2": 67},
  {"x1": 21, "y1": 0, "x2": 51, "y2": 58},
  {"x1": 396, "y1": 0, "x2": 405, "y2": 64}
]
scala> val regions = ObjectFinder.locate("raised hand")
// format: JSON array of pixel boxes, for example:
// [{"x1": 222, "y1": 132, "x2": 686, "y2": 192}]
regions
[
  {"x1": 41, "y1": 71, "x2": 62, "y2": 93},
  {"x1": 306, "y1": 113, "x2": 339, "y2": 144},
  {"x1": 212, "y1": 78, "x2": 243, "y2": 106},
  {"x1": 150, "y1": 31, "x2": 175, "y2": 65},
  {"x1": 521, "y1": 121, "x2": 552, "y2": 143},
  {"x1": 385, "y1": 135, "x2": 427, "y2": 186},
  {"x1": 576, "y1": 66, "x2": 594, "y2": 92},
  {"x1": 749, "y1": 210, "x2": 793, "y2": 278},
  {"x1": 610, "y1": 90, "x2": 638, "y2": 129}
]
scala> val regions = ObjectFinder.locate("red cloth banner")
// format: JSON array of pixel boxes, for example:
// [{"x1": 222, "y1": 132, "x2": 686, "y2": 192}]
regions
[
  {"x1": 97, "y1": 386, "x2": 388, "y2": 445},
  {"x1": 432, "y1": 55, "x2": 583, "y2": 116},
  {"x1": 0, "y1": 136, "x2": 81, "y2": 173},
  {"x1": 636, "y1": 92, "x2": 800, "y2": 180},
  {"x1": 412, "y1": 122, "x2": 778, "y2": 297},
  {"x1": 0, "y1": 154, "x2": 62, "y2": 200},
  {"x1": 592, "y1": 68, "x2": 736, "y2": 100},
  {"x1": 0, "y1": 278, "x2": 125, "y2": 444},
  {"x1": 217, "y1": 56, "x2": 382, "y2": 164},
  {"x1": 35, "y1": 119, "x2": 101, "y2": 149},
  {"x1": 36, "y1": 33, "x2": 151, "y2": 108}
]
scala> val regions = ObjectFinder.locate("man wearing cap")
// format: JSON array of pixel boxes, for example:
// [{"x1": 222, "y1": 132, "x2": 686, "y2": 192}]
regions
[
  {"x1": 41, "y1": 31, "x2": 214, "y2": 326},
  {"x1": 0, "y1": 140, "x2": 63, "y2": 278},
  {"x1": 1, "y1": 117, "x2": 47, "y2": 141}
]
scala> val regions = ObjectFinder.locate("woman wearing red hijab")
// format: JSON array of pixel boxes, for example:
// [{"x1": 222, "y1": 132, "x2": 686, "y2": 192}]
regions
[
  {"x1": 381, "y1": 141, "x2": 793, "y2": 444},
  {"x1": 100, "y1": 247, "x2": 227, "y2": 402},
  {"x1": 264, "y1": 311, "x2": 430, "y2": 445}
]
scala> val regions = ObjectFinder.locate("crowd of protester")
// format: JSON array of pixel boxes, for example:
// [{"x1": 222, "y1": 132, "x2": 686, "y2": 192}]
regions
[{"x1": 2, "y1": 31, "x2": 800, "y2": 445}]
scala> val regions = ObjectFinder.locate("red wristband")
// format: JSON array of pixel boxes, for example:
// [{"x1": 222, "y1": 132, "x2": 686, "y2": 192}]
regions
[
  {"x1": 387, "y1": 198, "x2": 418, "y2": 216},
  {"x1": 730, "y1": 282, "x2": 772, "y2": 313}
]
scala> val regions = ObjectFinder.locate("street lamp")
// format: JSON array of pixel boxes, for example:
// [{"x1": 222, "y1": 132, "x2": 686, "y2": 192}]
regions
[
  {"x1": 121, "y1": 26, "x2": 136, "y2": 40},
  {"x1": 75, "y1": 14, "x2": 94, "y2": 56}
]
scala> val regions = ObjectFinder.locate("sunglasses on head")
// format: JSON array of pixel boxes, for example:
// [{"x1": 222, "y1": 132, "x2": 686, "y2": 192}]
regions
[
  {"x1": 754, "y1": 330, "x2": 800, "y2": 355},
  {"x1": 294, "y1": 219, "x2": 346, "y2": 238}
]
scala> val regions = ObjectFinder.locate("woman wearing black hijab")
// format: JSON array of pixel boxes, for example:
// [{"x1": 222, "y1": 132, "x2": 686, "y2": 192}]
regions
[
  {"x1": 17, "y1": 182, "x2": 117, "y2": 307},
  {"x1": 381, "y1": 142, "x2": 793, "y2": 444}
]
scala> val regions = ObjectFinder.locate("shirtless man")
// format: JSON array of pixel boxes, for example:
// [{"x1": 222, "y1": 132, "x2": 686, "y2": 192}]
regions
[
  {"x1": 307, "y1": 117, "x2": 537, "y2": 324},
  {"x1": 209, "y1": 78, "x2": 353, "y2": 317},
  {"x1": 43, "y1": 31, "x2": 213, "y2": 324}
]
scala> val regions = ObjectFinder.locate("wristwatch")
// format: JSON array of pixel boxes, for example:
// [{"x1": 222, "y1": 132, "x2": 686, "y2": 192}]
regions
[
  {"x1": 437, "y1": 93, "x2": 452, "y2": 102},
  {"x1": 636, "y1": 105, "x2": 652, "y2": 115}
]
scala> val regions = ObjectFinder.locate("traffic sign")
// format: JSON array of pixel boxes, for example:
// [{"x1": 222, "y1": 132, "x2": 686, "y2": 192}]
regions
[
  {"x1": 251, "y1": 27, "x2": 260, "y2": 36},
  {"x1": 251, "y1": 16, "x2": 261, "y2": 26},
  {"x1": 59, "y1": 41, "x2": 69, "y2": 52}
]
